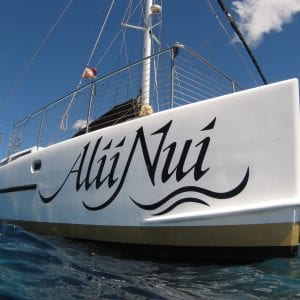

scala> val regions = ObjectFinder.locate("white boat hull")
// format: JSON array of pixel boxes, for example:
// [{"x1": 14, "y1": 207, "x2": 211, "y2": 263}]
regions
[{"x1": 0, "y1": 79, "x2": 299, "y2": 258}]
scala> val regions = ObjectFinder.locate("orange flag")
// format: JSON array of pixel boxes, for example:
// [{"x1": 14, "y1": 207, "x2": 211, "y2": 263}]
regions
[{"x1": 82, "y1": 67, "x2": 97, "y2": 79}]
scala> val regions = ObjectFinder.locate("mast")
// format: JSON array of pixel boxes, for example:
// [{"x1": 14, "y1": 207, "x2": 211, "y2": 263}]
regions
[
  {"x1": 122, "y1": 0, "x2": 161, "y2": 108},
  {"x1": 141, "y1": 0, "x2": 153, "y2": 106}
]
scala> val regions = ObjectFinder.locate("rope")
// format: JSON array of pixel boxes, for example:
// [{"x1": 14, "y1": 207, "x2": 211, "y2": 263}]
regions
[{"x1": 59, "y1": 80, "x2": 82, "y2": 130}]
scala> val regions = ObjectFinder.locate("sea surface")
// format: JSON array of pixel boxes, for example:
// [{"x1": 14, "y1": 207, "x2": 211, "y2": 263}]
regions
[{"x1": 0, "y1": 224, "x2": 300, "y2": 300}]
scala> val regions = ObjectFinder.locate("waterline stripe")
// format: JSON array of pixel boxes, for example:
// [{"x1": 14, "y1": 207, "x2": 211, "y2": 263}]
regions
[
  {"x1": 0, "y1": 184, "x2": 37, "y2": 193},
  {"x1": 3, "y1": 220, "x2": 299, "y2": 247}
]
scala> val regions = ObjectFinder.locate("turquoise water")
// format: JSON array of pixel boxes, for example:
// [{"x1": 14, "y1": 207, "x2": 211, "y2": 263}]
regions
[{"x1": 1, "y1": 224, "x2": 300, "y2": 299}]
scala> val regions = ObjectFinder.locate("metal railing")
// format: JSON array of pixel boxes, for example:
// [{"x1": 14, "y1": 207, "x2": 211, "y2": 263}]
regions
[{"x1": 7, "y1": 44, "x2": 242, "y2": 157}]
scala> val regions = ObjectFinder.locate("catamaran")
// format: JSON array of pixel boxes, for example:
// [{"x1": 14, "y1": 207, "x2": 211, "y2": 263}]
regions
[{"x1": 0, "y1": 0, "x2": 299, "y2": 259}]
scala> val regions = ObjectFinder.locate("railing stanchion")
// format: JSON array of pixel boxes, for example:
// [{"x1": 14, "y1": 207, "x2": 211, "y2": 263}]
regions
[
  {"x1": 37, "y1": 109, "x2": 46, "y2": 150},
  {"x1": 171, "y1": 48, "x2": 175, "y2": 109},
  {"x1": 86, "y1": 82, "x2": 95, "y2": 133}
]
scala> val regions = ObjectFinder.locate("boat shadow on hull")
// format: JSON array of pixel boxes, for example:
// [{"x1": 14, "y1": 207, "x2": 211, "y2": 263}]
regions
[{"x1": 69, "y1": 239, "x2": 299, "y2": 263}]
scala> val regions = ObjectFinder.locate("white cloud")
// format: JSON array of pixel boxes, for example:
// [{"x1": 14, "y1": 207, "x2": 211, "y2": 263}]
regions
[
  {"x1": 232, "y1": 0, "x2": 300, "y2": 46},
  {"x1": 73, "y1": 119, "x2": 88, "y2": 129}
]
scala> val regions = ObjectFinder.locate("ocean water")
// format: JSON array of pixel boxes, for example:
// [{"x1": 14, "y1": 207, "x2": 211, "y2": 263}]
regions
[{"x1": 0, "y1": 224, "x2": 300, "y2": 300}]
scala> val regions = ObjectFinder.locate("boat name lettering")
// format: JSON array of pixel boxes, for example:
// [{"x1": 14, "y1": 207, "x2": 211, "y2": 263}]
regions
[{"x1": 38, "y1": 118, "x2": 249, "y2": 214}]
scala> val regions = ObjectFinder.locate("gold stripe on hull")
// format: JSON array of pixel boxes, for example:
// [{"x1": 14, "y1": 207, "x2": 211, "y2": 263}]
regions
[{"x1": 5, "y1": 220, "x2": 299, "y2": 247}]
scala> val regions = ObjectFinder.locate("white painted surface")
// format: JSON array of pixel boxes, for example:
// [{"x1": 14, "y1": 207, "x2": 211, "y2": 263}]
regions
[{"x1": 0, "y1": 79, "x2": 299, "y2": 229}]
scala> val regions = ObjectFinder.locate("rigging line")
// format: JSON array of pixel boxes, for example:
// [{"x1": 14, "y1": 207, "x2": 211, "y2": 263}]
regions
[
  {"x1": 94, "y1": 1, "x2": 133, "y2": 109},
  {"x1": 216, "y1": 0, "x2": 268, "y2": 85},
  {"x1": 0, "y1": 0, "x2": 74, "y2": 115},
  {"x1": 113, "y1": 32, "x2": 132, "y2": 106},
  {"x1": 197, "y1": 27, "x2": 225, "y2": 50},
  {"x1": 93, "y1": 19, "x2": 130, "y2": 112},
  {"x1": 151, "y1": 14, "x2": 163, "y2": 110},
  {"x1": 95, "y1": 29, "x2": 122, "y2": 68},
  {"x1": 61, "y1": 0, "x2": 116, "y2": 130},
  {"x1": 122, "y1": 0, "x2": 134, "y2": 23},
  {"x1": 97, "y1": 0, "x2": 136, "y2": 69},
  {"x1": 116, "y1": 0, "x2": 143, "y2": 93},
  {"x1": 152, "y1": 42, "x2": 160, "y2": 111},
  {"x1": 86, "y1": 0, "x2": 115, "y2": 67},
  {"x1": 206, "y1": 0, "x2": 258, "y2": 86},
  {"x1": 122, "y1": 30, "x2": 133, "y2": 91}
]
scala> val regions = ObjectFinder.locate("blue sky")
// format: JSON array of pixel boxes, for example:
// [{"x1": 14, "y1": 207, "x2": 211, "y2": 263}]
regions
[{"x1": 0, "y1": 0, "x2": 300, "y2": 158}]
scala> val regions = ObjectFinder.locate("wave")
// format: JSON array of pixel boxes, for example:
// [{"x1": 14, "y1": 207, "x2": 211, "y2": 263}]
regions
[{"x1": 130, "y1": 167, "x2": 249, "y2": 215}]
